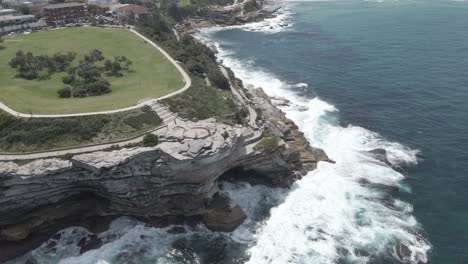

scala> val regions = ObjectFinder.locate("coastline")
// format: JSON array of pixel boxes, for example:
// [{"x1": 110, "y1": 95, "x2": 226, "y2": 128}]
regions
[
  {"x1": 201, "y1": 6, "x2": 432, "y2": 263},
  {"x1": 0, "y1": 6, "x2": 332, "y2": 262}
]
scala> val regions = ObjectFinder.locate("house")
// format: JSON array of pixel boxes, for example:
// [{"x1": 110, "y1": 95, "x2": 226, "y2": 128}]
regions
[
  {"x1": 42, "y1": 2, "x2": 86, "y2": 26},
  {"x1": 115, "y1": 4, "x2": 148, "y2": 20}
]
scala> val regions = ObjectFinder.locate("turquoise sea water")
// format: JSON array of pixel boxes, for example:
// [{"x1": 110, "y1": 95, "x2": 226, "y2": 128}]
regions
[
  {"x1": 208, "y1": 0, "x2": 468, "y2": 262},
  {"x1": 8, "y1": 1, "x2": 468, "y2": 263}
]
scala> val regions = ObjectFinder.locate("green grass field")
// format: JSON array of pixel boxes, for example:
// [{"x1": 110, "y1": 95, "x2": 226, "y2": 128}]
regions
[{"x1": 0, "y1": 27, "x2": 184, "y2": 114}]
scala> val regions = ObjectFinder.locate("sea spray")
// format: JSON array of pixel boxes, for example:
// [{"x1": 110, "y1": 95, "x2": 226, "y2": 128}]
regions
[{"x1": 197, "y1": 25, "x2": 432, "y2": 263}]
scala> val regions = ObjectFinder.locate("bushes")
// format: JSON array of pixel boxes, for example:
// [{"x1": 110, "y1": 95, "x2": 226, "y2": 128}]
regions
[
  {"x1": 207, "y1": 68, "x2": 230, "y2": 90},
  {"x1": 162, "y1": 78, "x2": 239, "y2": 120},
  {"x1": 123, "y1": 109, "x2": 162, "y2": 129},
  {"x1": 253, "y1": 136, "x2": 279, "y2": 152},
  {"x1": 143, "y1": 133, "x2": 159, "y2": 147},
  {"x1": 104, "y1": 56, "x2": 133, "y2": 77},
  {"x1": 61, "y1": 50, "x2": 133, "y2": 98},
  {"x1": 0, "y1": 107, "x2": 162, "y2": 152},
  {"x1": 57, "y1": 87, "x2": 72, "y2": 98},
  {"x1": 0, "y1": 112, "x2": 110, "y2": 150}
]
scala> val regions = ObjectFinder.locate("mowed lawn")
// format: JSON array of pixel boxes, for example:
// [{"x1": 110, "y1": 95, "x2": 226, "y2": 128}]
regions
[{"x1": 0, "y1": 27, "x2": 184, "y2": 114}]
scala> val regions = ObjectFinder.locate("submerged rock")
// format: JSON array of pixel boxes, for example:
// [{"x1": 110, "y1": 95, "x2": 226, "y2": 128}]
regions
[{"x1": 369, "y1": 148, "x2": 391, "y2": 166}]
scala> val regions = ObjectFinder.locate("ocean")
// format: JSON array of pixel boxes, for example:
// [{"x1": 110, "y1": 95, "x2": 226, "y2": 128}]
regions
[{"x1": 8, "y1": 0, "x2": 468, "y2": 263}]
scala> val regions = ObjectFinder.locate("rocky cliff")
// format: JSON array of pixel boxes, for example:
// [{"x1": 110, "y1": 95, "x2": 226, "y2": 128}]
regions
[{"x1": 0, "y1": 87, "x2": 329, "y2": 261}]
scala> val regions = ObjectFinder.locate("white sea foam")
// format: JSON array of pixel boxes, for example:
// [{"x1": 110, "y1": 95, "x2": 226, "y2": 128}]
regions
[
  {"x1": 239, "y1": 7, "x2": 294, "y2": 33},
  {"x1": 11, "y1": 6, "x2": 432, "y2": 263},
  {"x1": 201, "y1": 4, "x2": 294, "y2": 34},
  {"x1": 200, "y1": 27, "x2": 432, "y2": 263}
]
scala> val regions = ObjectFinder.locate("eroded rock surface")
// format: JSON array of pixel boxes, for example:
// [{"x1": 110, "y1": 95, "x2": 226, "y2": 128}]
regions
[{"x1": 0, "y1": 87, "x2": 330, "y2": 262}]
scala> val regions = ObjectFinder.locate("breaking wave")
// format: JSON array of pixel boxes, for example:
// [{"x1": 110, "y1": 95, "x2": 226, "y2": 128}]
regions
[
  {"x1": 201, "y1": 4, "x2": 294, "y2": 34},
  {"x1": 199, "y1": 27, "x2": 432, "y2": 263},
  {"x1": 9, "y1": 4, "x2": 431, "y2": 263}
]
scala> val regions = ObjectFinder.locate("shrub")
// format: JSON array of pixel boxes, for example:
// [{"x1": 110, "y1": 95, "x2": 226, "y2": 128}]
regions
[
  {"x1": 60, "y1": 153, "x2": 74, "y2": 160},
  {"x1": 57, "y1": 87, "x2": 72, "y2": 98},
  {"x1": 162, "y1": 78, "x2": 240, "y2": 120},
  {"x1": 244, "y1": 0, "x2": 260, "y2": 13},
  {"x1": 208, "y1": 68, "x2": 230, "y2": 90},
  {"x1": 62, "y1": 75, "x2": 75, "y2": 85},
  {"x1": 142, "y1": 133, "x2": 159, "y2": 147},
  {"x1": 123, "y1": 110, "x2": 162, "y2": 129},
  {"x1": 253, "y1": 137, "x2": 279, "y2": 152}
]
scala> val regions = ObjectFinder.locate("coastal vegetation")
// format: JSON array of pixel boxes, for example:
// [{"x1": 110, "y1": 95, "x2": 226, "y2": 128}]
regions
[
  {"x1": 142, "y1": 133, "x2": 159, "y2": 147},
  {"x1": 137, "y1": 10, "x2": 243, "y2": 122},
  {"x1": 162, "y1": 78, "x2": 239, "y2": 120},
  {"x1": 0, "y1": 27, "x2": 184, "y2": 114},
  {"x1": 253, "y1": 136, "x2": 279, "y2": 152},
  {"x1": 0, "y1": 106, "x2": 162, "y2": 152}
]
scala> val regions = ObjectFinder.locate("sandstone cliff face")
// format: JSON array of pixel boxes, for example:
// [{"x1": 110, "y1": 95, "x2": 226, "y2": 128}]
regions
[{"x1": 0, "y1": 87, "x2": 329, "y2": 261}]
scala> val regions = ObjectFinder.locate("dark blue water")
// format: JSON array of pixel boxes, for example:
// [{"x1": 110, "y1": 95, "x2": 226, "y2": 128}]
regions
[
  {"x1": 9, "y1": 1, "x2": 468, "y2": 263},
  {"x1": 209, "y1": 1, "x2": 468, "y2": 263}
]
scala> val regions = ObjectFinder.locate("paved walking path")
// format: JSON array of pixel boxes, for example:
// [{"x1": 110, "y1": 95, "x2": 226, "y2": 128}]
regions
[{"x1": 0, "y1": 29, "x2": 191, "y2": 118}]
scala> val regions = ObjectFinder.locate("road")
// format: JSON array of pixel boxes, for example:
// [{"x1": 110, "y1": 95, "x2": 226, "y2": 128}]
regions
[{"x1": 0, "y1": 28, "x2": 192, "y2": 118}]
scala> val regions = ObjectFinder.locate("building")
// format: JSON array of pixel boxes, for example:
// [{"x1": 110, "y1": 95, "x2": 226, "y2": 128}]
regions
[
  {"x1": 42, "y1": 2, "x2": 86, "y2": 26},
  {"x1": 115, "y1": 4, "x2": 148, "y2": 20},
  {"x1": 0, "y1": 9, "x2": 20, "y2": 16},
  {"x1": 87, "y1": 0, "x2": 118, "y2": 6},
  {"x1": 0, "y1": 13, "x2": 44, "y2": 34}
]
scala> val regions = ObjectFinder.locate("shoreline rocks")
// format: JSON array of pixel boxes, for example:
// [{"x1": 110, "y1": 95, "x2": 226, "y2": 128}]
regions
[
  {"x1": 0, "y1": 5, "x2": 331, "y2": 261},
  {"x1": 0, "y1": 108, "x2": 329, "y2": 261}
]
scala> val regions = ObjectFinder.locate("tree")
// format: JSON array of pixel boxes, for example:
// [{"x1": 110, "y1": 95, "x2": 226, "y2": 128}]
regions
[
  {"x1": 84, "y1": 49, "x2": 104, "y2": 63},
  {"x1": 61, "y1": 58, "x2": 112, "y2": 98},
  {"x1": 53, "y1": 52, "x2": 76, "y2": 71},
  {"x1": 104, "y1": 59, "x2": 122, "y2": 77},
  {"x1": 104, "y1": 56, "x2": 132, "y2": 77},
  {"x1": 0, "y1": 38, "x2": 5, "y2": 50},
  {"x1": 36, "y1": 55, "x2": 56, "y2": 76},
  {"x1": 167, "y1": 3, "x2": 182, "y2": 22},
  {"x1": 116, "y1": 56, "x2": 132, "y2": 70},
  {"x1": 9, "y1": 50, "x2": 42, "y2": 80},
  {"x1": 76, "y1": 60, "x2": 101, "y2": 82}
]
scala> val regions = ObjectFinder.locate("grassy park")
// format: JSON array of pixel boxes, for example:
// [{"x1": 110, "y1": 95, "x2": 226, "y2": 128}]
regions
[{"x1": 0, "y1": 27, "x2": 184, "y2": 114}]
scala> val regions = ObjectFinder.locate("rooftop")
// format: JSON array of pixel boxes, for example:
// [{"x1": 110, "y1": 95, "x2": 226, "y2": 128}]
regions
[
  {"x1": 0, "y1": 9, "x2": 17, "y2": 13},
  {"x1": 116, "y1": 4, "x2": 148, "y2": 14},
  {"x1": 43, "y1": 2, "x2": 85, "y2": 9},
  {"x1": 0, "y1": 14, "x2": 35, "y2": 22}
]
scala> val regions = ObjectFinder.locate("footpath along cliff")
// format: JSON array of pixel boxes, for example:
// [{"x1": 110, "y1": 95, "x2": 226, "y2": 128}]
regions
[
  {"x1": 0, "y1": 4, "x2": 331, "y2": 262},
  {"x1": 0, "y1": 86, "x2": 330, "y2": 261}
]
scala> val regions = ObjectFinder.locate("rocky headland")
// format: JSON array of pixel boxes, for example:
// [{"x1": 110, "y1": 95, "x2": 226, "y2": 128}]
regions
[
  {"x1": 0, "y1": 88, "x2": 329, "y2": 261},
  {"x1": 0, "y1": 4, "x2": 331, "y2": 262}
]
